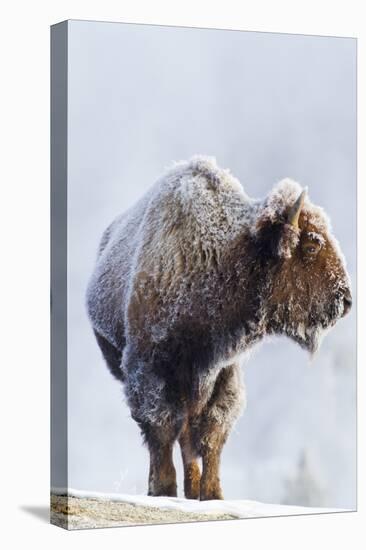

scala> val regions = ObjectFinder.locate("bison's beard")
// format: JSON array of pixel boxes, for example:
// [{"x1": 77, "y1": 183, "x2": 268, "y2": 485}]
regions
[
  {"x1": 295, "y1": 324, "x2": 327, "y2": 355},
  {"x1": 268, "y1": 295, "x2": 345, "y2": 356},
  {"x1": 288, "y1": 307, "x2": 341, "y2": 355}
]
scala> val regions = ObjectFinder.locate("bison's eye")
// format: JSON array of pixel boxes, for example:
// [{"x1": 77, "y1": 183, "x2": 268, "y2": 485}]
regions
[
  {"x1": 302, "y1": 241, "x2": 321, "y2": 256},
  {"x1": 301, "y1": 232, "x2": 324, "y2": 257}
]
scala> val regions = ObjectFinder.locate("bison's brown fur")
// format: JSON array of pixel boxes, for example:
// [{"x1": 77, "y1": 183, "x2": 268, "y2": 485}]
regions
[{"x1": 87, "y1": 156, "x2": 351, "y2": 500}]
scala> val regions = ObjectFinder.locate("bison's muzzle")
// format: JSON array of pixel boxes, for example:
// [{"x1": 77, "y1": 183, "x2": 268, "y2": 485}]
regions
[{"x1": 342, "y1": 290, "x2": 352, "y2": 317}]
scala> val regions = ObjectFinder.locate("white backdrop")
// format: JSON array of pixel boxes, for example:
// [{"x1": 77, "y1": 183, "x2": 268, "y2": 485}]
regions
[
  {"x1": 1, "y1": 1, "x2": 365, "y2": 549},
  {"x1": 66, "y1": 21, "x2": 356, "y2": 507}
]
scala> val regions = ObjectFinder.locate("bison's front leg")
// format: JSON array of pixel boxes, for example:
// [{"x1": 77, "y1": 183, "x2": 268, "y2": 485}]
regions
[
  {"x1": 147, "y1": 436, "x2": 177, "y2": 497},
  {"x1": 123, "y1": 348, "x2": 184, "y2": 497},
  {"x1": 179, "y1": 422, "x2": 201, "y2": 499},
  {"x1": 200, "y1": 430, "x2": 225, "y2": 500},
  {"x1": 198, "y1": 364, "x2": 245, "y2": 501}
]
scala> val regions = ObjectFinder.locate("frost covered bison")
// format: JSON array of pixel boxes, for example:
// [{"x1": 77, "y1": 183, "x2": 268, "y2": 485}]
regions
[{"x1": 87, "y1": 156, "x2": 352, "y2": 500}]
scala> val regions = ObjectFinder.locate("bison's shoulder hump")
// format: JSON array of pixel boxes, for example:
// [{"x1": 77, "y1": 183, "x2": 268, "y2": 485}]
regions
[
  {"x1": 154, "y1": 156, "x2": 251, "y2": 228},
  {"x1": 166, "y1": 155, "x2": 245, "y2": 197},
  {"x1": 134, "y1": 156, "x2": 255, "y2": 263}
]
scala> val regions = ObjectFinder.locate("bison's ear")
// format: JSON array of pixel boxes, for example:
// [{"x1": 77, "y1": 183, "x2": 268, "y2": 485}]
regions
[
  {"x1": 257, "y1": 222, "x2": 300, "y2": 259},
  {"x1": 255, "y1": 185, "x2": 307, "y2": 259}
]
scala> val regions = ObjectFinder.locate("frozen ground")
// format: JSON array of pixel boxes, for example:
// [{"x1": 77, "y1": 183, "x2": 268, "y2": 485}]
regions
[{"x1": 50, "y1": 488, "x2": 347, "y2": 530}]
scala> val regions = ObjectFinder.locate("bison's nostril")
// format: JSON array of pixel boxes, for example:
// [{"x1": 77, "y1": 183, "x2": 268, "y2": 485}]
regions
[{"x1": 343, "y1": 294, "x2": 352, "y2": 316}]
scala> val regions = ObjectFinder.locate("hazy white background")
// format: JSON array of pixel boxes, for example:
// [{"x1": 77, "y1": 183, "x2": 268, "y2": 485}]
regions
[{"x1": 66, "y1": 21, "x2": 356, "y2": 509}]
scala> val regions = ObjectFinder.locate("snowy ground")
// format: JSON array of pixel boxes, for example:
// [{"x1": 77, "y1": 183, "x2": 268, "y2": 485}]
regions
[{"x1": 51, "y1": 488, "x2": 347, "y2": 530}]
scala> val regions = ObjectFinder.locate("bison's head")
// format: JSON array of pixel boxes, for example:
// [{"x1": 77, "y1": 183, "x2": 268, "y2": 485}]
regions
[{"x1": 255, "y1": 179, "x2": 352, "y2": 354}]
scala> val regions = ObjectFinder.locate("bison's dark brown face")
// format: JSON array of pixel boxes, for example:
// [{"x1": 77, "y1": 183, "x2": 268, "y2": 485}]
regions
[{"x1": 257, "y1": 181, "x2": 352, "y2": 353}]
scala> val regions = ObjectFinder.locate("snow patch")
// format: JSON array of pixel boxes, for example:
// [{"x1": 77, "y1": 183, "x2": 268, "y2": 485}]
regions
[{"x1": 51, "y1": 488, "x2": 347, "y2": 519}]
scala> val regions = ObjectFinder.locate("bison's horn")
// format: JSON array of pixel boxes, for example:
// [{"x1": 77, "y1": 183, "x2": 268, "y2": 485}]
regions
[{"x1": 287, "y1": 188, "x2": 307, "y2": 228}]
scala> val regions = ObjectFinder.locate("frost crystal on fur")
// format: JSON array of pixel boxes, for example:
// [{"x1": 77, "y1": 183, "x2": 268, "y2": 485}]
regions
[{"x1": 86, "y1": 155, "x2": 352, "y2": 500}]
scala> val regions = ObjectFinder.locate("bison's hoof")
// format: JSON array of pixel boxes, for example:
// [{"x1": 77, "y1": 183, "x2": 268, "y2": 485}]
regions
[
  {"x1": 185, "y1": 487, "x2": 200, "y2": 500},
  {"x1": 200, "y1": 487, "x2": 224, "y2": 501},
  {"x1": 184, "y1": 463, "x2": 201, "y2": 499},
  {"x1": 148, "y1": 483, "x2": 177, "y2": 498}
]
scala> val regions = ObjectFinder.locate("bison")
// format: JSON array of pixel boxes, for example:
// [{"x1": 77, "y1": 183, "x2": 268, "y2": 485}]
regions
[{"x1": 86, "y1": 156, "x2": 352, "y2": 501}]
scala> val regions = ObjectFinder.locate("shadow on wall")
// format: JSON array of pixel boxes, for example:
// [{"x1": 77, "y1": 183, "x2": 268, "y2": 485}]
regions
[{"x1": 19, "y1": 505, "x2": 49, "y2": 523}]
